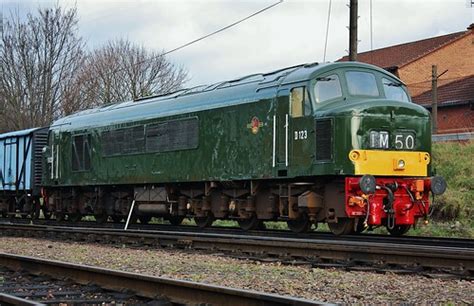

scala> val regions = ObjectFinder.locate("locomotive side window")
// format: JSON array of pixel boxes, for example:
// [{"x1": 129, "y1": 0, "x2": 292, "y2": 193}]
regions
[
  {"x1": 72, "y1": 134, "x2": 91, "y2": 171},
  {"x1": 382, "y1": 78, "x2": 409, "y2": 102},
  {"x1": 346, "y1": 71, "x2": 379, "y2": 96},
  {"x1": 102, "y1": 126, "x2": 145, "y2": 156},
  {"x1": 146, "y1": 117, "x2": 199, "y2": 153},
  {"x1": 313, "y1": 75, "x2": 342, "y2": 103},
  {"x1": 290, "y1": 87, "x2": 311, "y2": 117},
  {"x1": 123, "y1": 126, "x2": 146, "y2": 154}
]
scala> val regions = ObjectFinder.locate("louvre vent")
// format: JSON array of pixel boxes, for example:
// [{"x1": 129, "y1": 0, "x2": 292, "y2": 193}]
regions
[
  {"x1": 315, "y1": 118, "x2": 332, "y2": 160},
  {"x1": 32, "y1": 128, "x2": 48, "y2": 188}
]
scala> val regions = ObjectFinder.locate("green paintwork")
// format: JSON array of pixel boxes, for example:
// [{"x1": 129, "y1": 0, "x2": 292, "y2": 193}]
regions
[{"x1": 43, "y1": 62, "x2": 432, "y2": 188}]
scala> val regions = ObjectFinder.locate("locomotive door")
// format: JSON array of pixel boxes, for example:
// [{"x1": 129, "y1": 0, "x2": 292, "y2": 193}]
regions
[
  {"x1": 274, "y1": 87, "x2": 313, "y2": 176},
  {"x1": 50, "y1": 130, "x2": 61, "y2": 182},
  {"x1": 274, "y1": 89, "x2": 290, "y2": 174},
  {"x1": 288, "y1": 87, "x2": 314, "y2": 171}
]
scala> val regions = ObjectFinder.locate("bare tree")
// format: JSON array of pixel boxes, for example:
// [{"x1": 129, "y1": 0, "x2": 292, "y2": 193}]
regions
[
  {"x1": 0, "y1": 6, "x2": 189, "y2": 127},
  {"x1": 0, "y1": 6, "x2": 84, "y2": 131},
  {"x1": 68, "y1": 39, "x2": 188, "y2": 110}
]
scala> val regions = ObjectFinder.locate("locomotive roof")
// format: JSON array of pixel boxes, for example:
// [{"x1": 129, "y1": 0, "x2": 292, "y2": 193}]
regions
[{"x1": 52, "y1": 62, "x2": 392, "y2": 131}]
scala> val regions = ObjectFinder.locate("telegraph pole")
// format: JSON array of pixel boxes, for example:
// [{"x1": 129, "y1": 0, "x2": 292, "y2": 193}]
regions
[
  {"x1": 431, "y1": 65, "x2": 448, "y2": 134},
  {"x1": 431, "y1": 65, "x2": 438, "y2": 134},
  {"x1": 349, "y1": 0, "x2": 358, "y2": 61}
]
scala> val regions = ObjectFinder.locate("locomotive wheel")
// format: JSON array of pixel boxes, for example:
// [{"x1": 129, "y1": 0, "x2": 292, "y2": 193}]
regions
[
  {"x1": 55, "y1": 212, "x2": 65, "y2": 222},
  {"x1": 139, "y1": 216, "x2": 152, "y2": 224},
  {"x1": 238, "y1": 214, "x2": 261, "y2": 231},
  {"x1": 328, "y1": 218, "x2": 355, "y2": 235},
  {"x1": 31, "y1": 205, "x2": 41, "y2": 220},
  {"x1": 387, "y1": 225, "x2": 411, "y2": 236},
  {"x1": 287, "y1": 213, "x2": 311, "y2": 233},
  {"x1": 355, "y1": 218, "x2": 367, "y2": 234},
  {"x1": 94, "y1": 213, "x2": 107, "y2": 224},
  {"x1": 167, "y1": 216, "x2": 184, "y2": 226},
  {"x1": 194, "y1": 214, "x2": 214, "y2": 228},
  {"x1": 111, "y1": 215, "x2": 123, "y2": 223},
  {"x1": 69, "y1": 213, "x2": 82, "y2": 223},
  {"x1": 42, "y1": 207, "x2": 52, "y2": 220}
]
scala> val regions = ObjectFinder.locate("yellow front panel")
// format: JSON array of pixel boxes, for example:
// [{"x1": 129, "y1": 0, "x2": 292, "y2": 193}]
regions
[{"x1": 348, "y1": 150, "x2": 430, "y2": 176}]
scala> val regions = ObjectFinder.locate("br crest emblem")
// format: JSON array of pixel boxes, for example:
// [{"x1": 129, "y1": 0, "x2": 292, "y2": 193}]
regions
[{"x1": 247, "y1": 116, "x2": 263, "y2": 134}]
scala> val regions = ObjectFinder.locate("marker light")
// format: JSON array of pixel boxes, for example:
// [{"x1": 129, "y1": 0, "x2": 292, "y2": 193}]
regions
[
  {"x1": 359, "y1": 175, "x2": 376, "y2": 194},
  {"x1": 393, "y1": 159, "x2": 406, "y2": 170},
  {"x1": 398, "y1": 159, "x2": 405, "y2": 169}
]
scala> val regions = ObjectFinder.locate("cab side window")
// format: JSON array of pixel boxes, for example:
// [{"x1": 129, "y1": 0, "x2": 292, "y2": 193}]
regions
[
  {"x1": 290, "y1": 87, "x2": 311, "y2": 118},
  {"x1": 382, "y1": 78, "x2": 409, "y2": 102},
  {"x1": 314, "y1": 74, "x2": 342, "y2": 103}
]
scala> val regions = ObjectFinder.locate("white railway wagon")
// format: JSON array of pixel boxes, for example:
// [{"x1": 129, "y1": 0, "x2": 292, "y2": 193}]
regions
[{"x1": 0, "y1": 127, "x2": 48, "y2": 217}]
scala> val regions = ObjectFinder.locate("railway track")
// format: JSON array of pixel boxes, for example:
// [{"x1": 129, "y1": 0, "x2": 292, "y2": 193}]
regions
[
  {"x1": 5, "y1": 218, "x2": 474, "y2": 249},
  {"x1": 0, "y1": 253, "x2": 320, "y2": 305},
  {"x1": 0, "y1": 263, "x2": 153, "y2": 305},
  {"x1": 0, "y1": 293, "x2": 45, "y2": 306},
  {"x1": 1, "y1": 222, "x2": 473, "y2": 279}
]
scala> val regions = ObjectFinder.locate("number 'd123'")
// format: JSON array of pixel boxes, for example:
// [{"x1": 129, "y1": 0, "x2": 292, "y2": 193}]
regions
[{"x1": 294, "y1": 130, "x2": 308, "y2": 140}]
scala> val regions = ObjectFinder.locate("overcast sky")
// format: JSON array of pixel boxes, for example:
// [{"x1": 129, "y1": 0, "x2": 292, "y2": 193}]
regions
[{"x1": 2, "y1": 0, "x2": 473, "y2": 86}]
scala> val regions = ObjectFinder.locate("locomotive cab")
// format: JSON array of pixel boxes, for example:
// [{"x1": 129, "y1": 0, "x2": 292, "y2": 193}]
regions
[{"x1": 305, "y1": 64, "x2": 446, "y2": 235}]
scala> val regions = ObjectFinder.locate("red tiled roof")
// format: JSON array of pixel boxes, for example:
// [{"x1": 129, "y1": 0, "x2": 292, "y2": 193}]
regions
[
  {"x1": 338, "y1": 30, "x2": 469, "y2": 69},
  {"x1": 412, "y1": 75, "x2": 474, "y2": 106}
]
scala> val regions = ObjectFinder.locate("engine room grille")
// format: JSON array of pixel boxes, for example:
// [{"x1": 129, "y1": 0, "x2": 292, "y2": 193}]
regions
[{"x1": 315, "y1": 118, "x2": 332, "y2": 160}]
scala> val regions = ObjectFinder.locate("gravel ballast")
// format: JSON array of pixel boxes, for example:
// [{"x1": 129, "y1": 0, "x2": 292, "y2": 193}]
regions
[{"x1": 0, "y1": 237, "x2": 472, "y2": 303}]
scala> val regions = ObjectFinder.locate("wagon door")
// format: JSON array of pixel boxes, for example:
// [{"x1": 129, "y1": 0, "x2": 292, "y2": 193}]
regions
[
  {"x1": 3, "y1": 137, "x2": 15, "y2": 190},
  {"x1": 0, "y1": 139, "x2": 4, "y2": 189}
]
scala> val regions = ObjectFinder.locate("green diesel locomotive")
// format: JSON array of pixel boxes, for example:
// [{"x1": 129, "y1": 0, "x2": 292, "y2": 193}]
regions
[{"x1": 41, "y1": 61, "x2": 446, "y2": 235}]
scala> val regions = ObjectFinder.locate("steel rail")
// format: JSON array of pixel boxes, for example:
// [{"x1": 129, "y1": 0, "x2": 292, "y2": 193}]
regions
[
  {"x1": 0, "y1": 293, "x2": 46, "y2": 306},
  {"x1": 4, "y1": 219, "x2": 474, "y2": 249},
  {"x1": 0, "y1": 253, "x2": 321, "y2": 306},
  {"x1": 1, "y1": 223, "x2": 473, "y2": 275}
]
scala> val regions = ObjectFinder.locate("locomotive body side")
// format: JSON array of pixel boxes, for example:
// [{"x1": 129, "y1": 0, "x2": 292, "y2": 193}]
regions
[{"x1": 44, "y1": 85, "x2": 278, "y2": 186}]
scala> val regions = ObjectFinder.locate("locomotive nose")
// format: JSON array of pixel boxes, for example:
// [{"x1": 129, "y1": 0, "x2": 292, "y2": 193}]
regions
[
  {"x1": 351, "y1": 99, "x2": 430, "y2": 119},
  {"x1": 341, "y1": 99, "x2": 432, "y2": 151}
]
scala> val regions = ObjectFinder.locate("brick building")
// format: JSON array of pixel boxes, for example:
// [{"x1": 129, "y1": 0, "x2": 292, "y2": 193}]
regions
[{"x1": 339, "y1": 24, "x2": 474, "y2": 138}]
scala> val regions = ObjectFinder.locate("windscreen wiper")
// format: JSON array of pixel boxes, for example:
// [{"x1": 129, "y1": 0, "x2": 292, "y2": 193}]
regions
[
  {"x1": 316, "y1": 77, "x2": 334, "y2": 81},
  {"x1": 384, "y1": 81, "x2": 402, "y2": 87}
]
